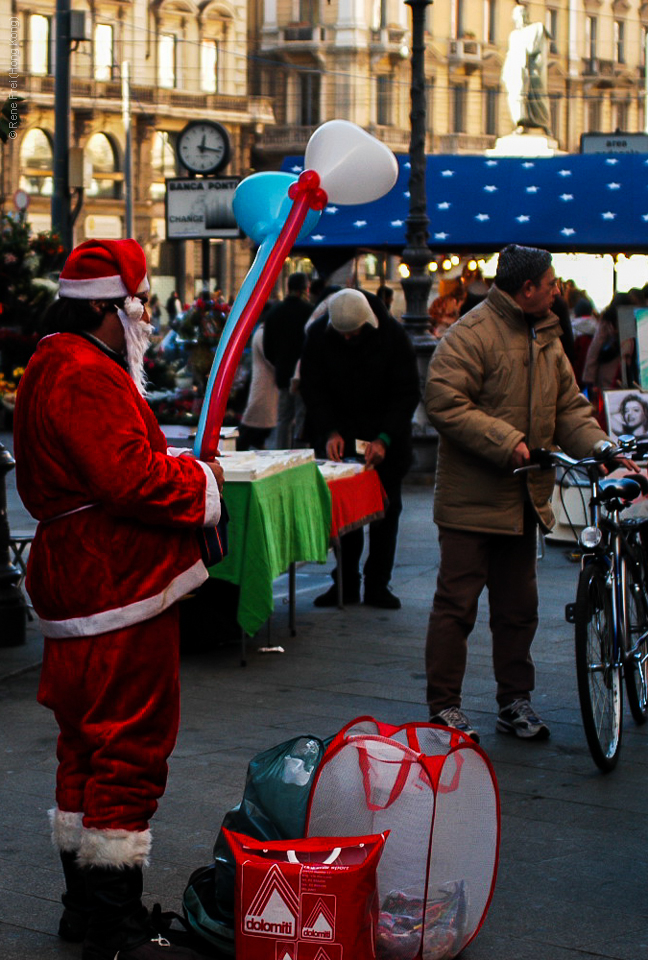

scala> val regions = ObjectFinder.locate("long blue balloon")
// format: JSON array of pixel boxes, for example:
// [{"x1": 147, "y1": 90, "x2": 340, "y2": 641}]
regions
[{"x1": 193, "y1": 171, "x2": 321, "y2": 458}]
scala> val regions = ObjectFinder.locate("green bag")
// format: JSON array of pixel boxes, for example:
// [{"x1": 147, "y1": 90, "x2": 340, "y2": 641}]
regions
[{"x1": 182, "y1": 733, "x2": 331, "y2": 954}]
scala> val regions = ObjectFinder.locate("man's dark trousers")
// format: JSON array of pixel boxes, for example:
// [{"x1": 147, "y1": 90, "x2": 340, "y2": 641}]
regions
[{"x1": 425, "y1": 508, "x2": 538, "y2": 713}]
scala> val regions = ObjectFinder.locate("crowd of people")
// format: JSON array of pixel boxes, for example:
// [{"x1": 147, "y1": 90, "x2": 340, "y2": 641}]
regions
[{"x1": 11, "y1": 235, "x2": 648, "y2": 959}]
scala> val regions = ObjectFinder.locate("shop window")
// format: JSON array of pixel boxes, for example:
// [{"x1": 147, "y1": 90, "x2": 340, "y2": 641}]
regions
[
  {"x1": 546, "y1": 9, "x2": 558, "y2": 54},
  {"x1": 613, "y1": 100, "x2": 629, "y2": 130},
  {"x1": 486, "y1": 0, "x2": 496, "y2": 44},
  {"x1": 587, "y1": 96, "x2": 602, "y2": 132},
  {"x1": 86, "y1": 133, "x2": 121, "y2": 199},
  {"x1": 485, "y1": 88, "x2": 498, "y2": 136},
  {"x1": 550, "y1": 95, "x2": 560, "y2": 140},
  {"x1": 94, "y1": 24, "x2": 114, "y2": 81},
  {"x1": 426, "y1": 79, "x2": 435, "y2": 133},
  {"x1": 455, "y1": 0, "x2": 465, "y2": 40},
  {"x1": 614, "y1": 21, "x2": 625, "y2": 64},
  {"x1": 452, "y1": 85, "x2": 466, "y2": 133},
  {"x1": 586, "y1": 16, "x2": 597, "y2": 63},
  {"x1": 19, "y1": 127, "x2": 53, "y2": 196},
  {"x1": 30, "y1": 14, "x2": 51, "y2": 76},
  {"x1": 377, "y1": 76, "x2": 392, "y2": 127},
  {"x1": 299, "y1": 0, "x2": 317, "y2": 24},
  {"x1": 364, "y1": 255, "x2": 379, "y2": 278},
  {"x1": 299, "y1": 72, "x2": 320, "y2": 126},
  {"x1": 150, "y1": 131, "x2": 177, "y2": 201},
  {"x1": 201, "y1": 39, "x2": 218, "y2": 93},
  {"x1": 159, "y1": 33, "x2": 176, "y2": 88}
]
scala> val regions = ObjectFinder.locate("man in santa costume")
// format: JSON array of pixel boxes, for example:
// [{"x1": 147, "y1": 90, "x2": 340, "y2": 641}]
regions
[{"x1": 14, "y1": 239, "x2": 223, "y2": 960}]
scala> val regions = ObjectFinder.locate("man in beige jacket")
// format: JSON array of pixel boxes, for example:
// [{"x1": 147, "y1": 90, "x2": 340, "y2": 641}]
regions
[{"x1": 424, "y1": 244, "x2": 613, "y2": 743}]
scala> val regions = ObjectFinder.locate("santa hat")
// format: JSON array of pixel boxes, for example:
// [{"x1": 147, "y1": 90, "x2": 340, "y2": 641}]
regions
[{"x1": 58, "y1": 239, "x2": 150, "y2": 300}]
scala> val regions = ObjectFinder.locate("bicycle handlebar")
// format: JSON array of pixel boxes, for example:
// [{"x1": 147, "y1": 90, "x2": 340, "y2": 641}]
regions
[{"x1": 513, "y1": 434, "x2": 648, "y2": 476}]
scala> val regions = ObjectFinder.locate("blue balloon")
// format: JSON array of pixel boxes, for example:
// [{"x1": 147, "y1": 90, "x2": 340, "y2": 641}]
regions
[{"x1": 232, "y1": 172, "x2": 321, "y2": 245}]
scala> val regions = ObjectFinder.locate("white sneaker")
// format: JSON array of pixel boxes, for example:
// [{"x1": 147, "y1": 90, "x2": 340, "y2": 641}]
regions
[{"x1": 430, "y1": 706, "x2": 480, "y2": 743}]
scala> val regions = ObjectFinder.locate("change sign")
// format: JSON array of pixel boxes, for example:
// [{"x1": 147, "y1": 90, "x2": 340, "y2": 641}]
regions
[{"x1": 165, "y1": 176, "x2": 240, "y2": 239}]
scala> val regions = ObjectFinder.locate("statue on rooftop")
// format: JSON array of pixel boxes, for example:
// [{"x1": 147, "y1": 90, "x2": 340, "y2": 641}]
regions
[{"x1": 502, "y1": 4, "x2": 552, "y2": 136}]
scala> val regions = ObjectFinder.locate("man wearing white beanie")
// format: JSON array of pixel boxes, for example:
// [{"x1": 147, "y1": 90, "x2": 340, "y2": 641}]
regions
[{"x1": 300, "y1": 288, "x2": 420, "y2": 609}]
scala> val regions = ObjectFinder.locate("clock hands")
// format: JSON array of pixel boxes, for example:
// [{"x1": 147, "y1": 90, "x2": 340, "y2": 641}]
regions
[{"x1": 199, "y1": 145, "x2": 223, "y2": 153}]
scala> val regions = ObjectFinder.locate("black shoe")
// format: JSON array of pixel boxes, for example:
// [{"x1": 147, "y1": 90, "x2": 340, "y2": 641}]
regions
[
  {"x1": 363, "y1": 587, "x2": 401, "y2": 610},
  {"x1": 313, "y1": 585, "x2": 360, "y2": 607}
]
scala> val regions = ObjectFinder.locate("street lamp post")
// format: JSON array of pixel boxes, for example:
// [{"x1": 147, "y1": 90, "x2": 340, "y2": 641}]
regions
[
  {"x1": 401, "y1": 0, "x2": 433, "y2": 340},
  {"x1": 401, "y1": 0, "x2": 437, "y2": 472},
  {"x1": 0, "y1": 444, "x2": 26, "y2": 646}
]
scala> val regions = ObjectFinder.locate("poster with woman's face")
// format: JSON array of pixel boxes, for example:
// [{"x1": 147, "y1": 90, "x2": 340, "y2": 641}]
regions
[{"x1": 604, "y1": 389, "x2": 648, "y2": 440}]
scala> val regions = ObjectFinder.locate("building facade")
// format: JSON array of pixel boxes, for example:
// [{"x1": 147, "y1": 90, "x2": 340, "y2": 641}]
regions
[
  {"x1": 1, "y1": 0, "x2": 273, "y2": 302},
  {"x1": 251, "y1": 0, "x2": 648, "y2": 160},
  {"x1": 1, "y1": 0, "x2": 648, "y2": 296}
]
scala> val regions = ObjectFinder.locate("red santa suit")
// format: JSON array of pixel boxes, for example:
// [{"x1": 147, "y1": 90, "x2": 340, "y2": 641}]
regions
[{"x1": 14, "y1": 331, "x2": 221, "y2": 851}]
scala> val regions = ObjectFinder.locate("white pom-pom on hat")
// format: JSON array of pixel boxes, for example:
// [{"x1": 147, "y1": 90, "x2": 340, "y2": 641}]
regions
[{"x1": 123, "y1": 296, "x2": 144, "y2": 321}]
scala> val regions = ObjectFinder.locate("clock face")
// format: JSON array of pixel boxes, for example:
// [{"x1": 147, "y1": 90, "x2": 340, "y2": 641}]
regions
[{"x1": 177, "y1": 121, "x2": 230, "y2": 174}]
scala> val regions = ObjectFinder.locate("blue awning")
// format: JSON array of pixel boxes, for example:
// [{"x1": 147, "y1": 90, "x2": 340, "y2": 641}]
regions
[{"x1": 281, "y1": 153, "x2": 648, "y2": 254}]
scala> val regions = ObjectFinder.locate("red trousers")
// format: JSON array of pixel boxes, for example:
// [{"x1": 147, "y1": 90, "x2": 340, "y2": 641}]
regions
[{"x1": 38, "y1": 606, "x2": 180, "y2": 832}]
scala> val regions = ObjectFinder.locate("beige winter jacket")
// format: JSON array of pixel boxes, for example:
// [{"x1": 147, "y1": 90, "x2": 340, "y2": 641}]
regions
[{"x1": 425, "y1": 284, "x2": 608, "y2": 535}]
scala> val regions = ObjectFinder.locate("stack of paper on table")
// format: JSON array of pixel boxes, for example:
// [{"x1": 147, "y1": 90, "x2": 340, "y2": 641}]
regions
[
  {"x1": 220, "y1": 449, "x2": 315, "y2": 481},
  {"x1": 317, "y1": 460, "x2": 365, "y2": 481}
]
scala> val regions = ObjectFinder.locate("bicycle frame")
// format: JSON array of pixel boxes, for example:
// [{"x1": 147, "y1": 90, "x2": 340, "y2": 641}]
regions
[{"x1": 580, "y1": 466, "x2": 648, "y2": 672}]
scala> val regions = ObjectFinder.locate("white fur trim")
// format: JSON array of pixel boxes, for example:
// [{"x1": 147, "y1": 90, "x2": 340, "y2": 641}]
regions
[
  {"x1": 124, "y1": 296, "x2": 144, "y2": 320},
  {"x1": 195, "y1": 459, "x2": 222, "y2": 526},
  {"x1": 58, "y1": 275, "x2": 150, "y2": 299},
  {"x1": 50, "y1": 808, "x2": 84, "y2": 852},
  {"x1": 166, "y1": 447, "x2": 194, "y2": 458},
  {"x1": 36, "y1": 559, "x2": 208, "y2": 638},
  {"x1": 78, "y1": 827, "x2": 152, "y2": 869}
]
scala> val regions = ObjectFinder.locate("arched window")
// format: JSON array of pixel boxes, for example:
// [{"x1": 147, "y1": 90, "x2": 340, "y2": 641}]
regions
[
  {"x1": 85, "y1": 133, "x2": 122, "y2": 198},
  {"x1": 150, "y1": 131, "x2": 177, "y2": 200},
  {"x1": 19, "y1": 128, "x2": 53, "y2": 196}
]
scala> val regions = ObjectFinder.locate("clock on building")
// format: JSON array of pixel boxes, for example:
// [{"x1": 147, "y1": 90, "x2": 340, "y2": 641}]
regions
[{"x1": 176, "y1": 120, "x2": 231, "y2": 174}]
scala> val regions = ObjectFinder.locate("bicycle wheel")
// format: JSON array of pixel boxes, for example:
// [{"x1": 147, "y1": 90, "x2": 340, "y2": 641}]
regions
[
  {"x1": 574, "y1": 563, "x2": 622, "y2": 772},
  {"x1": 624, "y1": 555, "x2": 648, "y2": 724}
]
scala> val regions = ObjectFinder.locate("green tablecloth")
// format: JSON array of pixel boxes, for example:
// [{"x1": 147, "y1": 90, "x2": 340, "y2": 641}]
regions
[{"x1": 209, "y1": 461, "x2": 332, "y2": 636}]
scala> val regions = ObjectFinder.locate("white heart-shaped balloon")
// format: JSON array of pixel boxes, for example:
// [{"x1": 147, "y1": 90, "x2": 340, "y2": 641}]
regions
[{"x1": 304, "y1": 120, "x2": 399, "y2": 206}]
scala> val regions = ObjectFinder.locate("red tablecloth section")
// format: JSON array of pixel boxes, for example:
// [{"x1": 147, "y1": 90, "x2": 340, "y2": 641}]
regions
[{"x1": 327, "y1": 469, "x2": 387, "y2": 539}]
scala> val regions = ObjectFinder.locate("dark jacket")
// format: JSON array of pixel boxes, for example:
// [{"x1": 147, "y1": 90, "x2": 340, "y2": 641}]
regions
[
  {"x1": 262, "y1": 294, "x2": 313, "y2": 388},
  {"x1": 300, "y1": 299, "x2": 420, "y2": 478}
]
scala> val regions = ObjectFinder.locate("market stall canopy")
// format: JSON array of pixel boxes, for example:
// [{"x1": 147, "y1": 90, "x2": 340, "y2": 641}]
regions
[{"x1": 281, "y1": 152, "x2": 648, "y2": 255}]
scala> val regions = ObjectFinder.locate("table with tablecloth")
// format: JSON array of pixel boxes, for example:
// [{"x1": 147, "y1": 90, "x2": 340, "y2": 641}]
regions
[
  {"x1": 207, "y1": 461, "x2": 387, "y2": 638},
  {"x1": 209, "y1": 461, "x2": 331, "y2": 637}
]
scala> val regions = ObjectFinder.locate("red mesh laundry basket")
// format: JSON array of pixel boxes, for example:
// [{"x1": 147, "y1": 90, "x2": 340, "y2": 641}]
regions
[{"x1": 305, "y1": 717, "x2": 500, "y2": 960}]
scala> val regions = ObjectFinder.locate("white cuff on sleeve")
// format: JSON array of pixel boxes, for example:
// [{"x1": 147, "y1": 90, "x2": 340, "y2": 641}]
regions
[{"x1": 195, "y1": 460, "x2": 221, "y2": 525}]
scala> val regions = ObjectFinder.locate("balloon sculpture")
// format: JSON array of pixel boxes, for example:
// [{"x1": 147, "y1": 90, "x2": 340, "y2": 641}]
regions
[{"x1": 193, "y1": 120, "x2": 399, "y2": 461}]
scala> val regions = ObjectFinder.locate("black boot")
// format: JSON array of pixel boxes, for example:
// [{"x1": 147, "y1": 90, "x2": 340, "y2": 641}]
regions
[
  {"x1": 58, "y1": 849, "x2": 90, "y2": 942},
  {"x1": 83, "y1": 865, "x2": 205, "y2": 960}
]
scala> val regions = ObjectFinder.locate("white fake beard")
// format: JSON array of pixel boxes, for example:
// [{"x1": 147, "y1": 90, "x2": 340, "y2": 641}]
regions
[{"x1": 117, "y1": 308, "x2": 154, "y2": 397}]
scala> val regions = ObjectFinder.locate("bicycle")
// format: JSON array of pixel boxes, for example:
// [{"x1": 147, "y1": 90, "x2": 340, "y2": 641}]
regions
[{"x1": 516, "y1": 438, "x2": 648, "y2": 772}]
